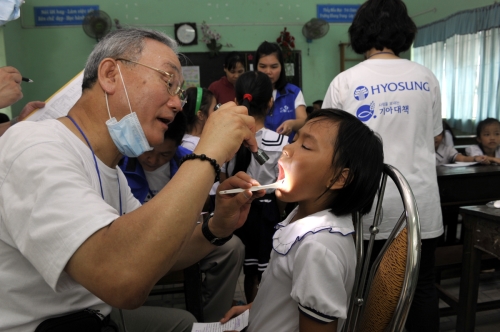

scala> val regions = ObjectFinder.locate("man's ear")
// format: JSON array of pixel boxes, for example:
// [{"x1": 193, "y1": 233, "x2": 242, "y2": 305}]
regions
[
  {"x1": 98, "y1": 58, "x2": 120, "y2": 95},
  {"x1": 328, "y1": 168, "x2": 350, "y2": 190}
]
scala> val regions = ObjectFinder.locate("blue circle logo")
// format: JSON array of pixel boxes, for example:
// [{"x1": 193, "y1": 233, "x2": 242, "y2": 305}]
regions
[
  {"x1": 354, "y1": 86, "x2": 369, "y2": 101},
  {"x1": 356, "y1": 104, "x2": 374, "y2": 122}
]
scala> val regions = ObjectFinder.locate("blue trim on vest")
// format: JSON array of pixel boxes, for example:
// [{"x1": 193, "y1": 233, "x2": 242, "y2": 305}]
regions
[
  {"x1": 266, "y1": 83, "x2": 302, "y2": 143},
  {"x1": 119, "y1": 145, "x2": 192, "y2": 204}
]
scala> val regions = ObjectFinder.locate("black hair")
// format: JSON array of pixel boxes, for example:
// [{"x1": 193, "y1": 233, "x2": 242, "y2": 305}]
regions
[
  {"x1": 306, "y1": 106, "x2": 314, "y2": 115},
  {"x1": 442, "y1": 120, "x2": 456, "y2": 144},
  {"x1": 235, "y1": 71, "x2": 272, "y2": 119},
  {"x1": 476, "y1": 118, "x2": 500, "y2": 153},
  {"x1": 0, "y1": 113, "x2": 10, "y2": 124},
  {"x1": 230, "y1": 71, "x2": 273, "y2": 176},
  {"x1": 312, "y1": 100, "x2": 323, "y2": 107},
  {"x1": 254, "y1": 41, "x2": 287, "y2": 92},
  {"x1": 164, "y1": 111, "x2": 187, "y2": 146},
  {"x1": 183, "y1": 87, "x2": 215, "y2": 133},
  {"x1": 348, "y1": 0, "x2": 417, "y2": 56},
  {"x1": 308, "y1": 109, "x2": 384, "y2": 216},
  {"x1": 224, "y1": 51, "x2": 245, "y2": 71}
]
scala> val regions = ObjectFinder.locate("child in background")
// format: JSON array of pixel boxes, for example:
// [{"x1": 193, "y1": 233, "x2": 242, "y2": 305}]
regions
[
  {"x1": 180, "y1": 87, "x2": 217, "y2": 151},
  {"x1": 221, "y1": 109, "x2": 384, "y2": 332},
  {"x1": 119, "y1": 112, "x2": 190, "y2": 203},
  {"x1": 220, "y1": 71, "x2": 288, "y2": 303},
  {"x1": 442, "y1": 120, "x2": 456, "y2": 147},
  {"x1": 465, "y1": 118, "x2": 500, "y2": 164},
  {"x1": 435, "y1": 120, "x2": 486, "y2": 166},
  {"x1": 181, "y1": 87, "x2": 220, "y2": 210}
]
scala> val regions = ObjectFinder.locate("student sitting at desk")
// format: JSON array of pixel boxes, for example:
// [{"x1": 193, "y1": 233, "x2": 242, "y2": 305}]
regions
[
  {"x1": 435, "y1": 121, "x2": 486, "y2": 165},
  {"x1": 119, "y1": 112, "x2": 245, "y2": 322},
  {"x1": 465, "y1": 118, "x2": 500, "y2": 164}
]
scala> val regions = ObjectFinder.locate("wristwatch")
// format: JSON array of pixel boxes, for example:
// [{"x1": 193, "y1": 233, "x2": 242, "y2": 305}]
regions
[{"x1": 202, "y1": 214, "x2": 233, "y2": 246}]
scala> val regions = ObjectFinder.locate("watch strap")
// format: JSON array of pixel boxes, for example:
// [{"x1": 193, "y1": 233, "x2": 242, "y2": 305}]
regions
[{"x1": 202, "y1": 215, "x2": 233, "y2": 246}]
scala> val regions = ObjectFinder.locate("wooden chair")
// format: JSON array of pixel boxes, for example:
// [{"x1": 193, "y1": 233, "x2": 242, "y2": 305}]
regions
[
  {"x1": 149, "y1": 264, "x2": 204, "y2": 322},
  {"x1": 343, "y1": 164, "x2": 421, "y2": 332}
]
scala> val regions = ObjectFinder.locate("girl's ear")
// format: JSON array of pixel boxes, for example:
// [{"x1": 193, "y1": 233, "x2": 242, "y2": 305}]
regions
[
  {"x1": 476, "y1": 136, "x2": 482, "y2": 144},
  {"x1": 328, "y1": 168, "x2": 350, "y2": 190},
  {"x1": 197, "y1": 110, "x2": 204, "y2": 121}
]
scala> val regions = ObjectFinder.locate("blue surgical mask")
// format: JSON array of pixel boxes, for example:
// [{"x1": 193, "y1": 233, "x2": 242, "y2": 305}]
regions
[
  {"x1": 0, "y1": 0, "x2": 23, "y2": 26},
  {"x1": 105, "y1": 63, "x2": 153, "y2": 157}
]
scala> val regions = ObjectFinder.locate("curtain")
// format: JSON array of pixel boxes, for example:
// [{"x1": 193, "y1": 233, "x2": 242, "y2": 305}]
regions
[{"x1": 414, "y1": 28, "x2": 500, "y2": 133}]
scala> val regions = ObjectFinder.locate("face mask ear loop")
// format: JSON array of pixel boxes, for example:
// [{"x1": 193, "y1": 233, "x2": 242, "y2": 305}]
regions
[
  {"x1": 117, "y1": 63, "x2": 134, "y2": 115},
  {"x1": 104, "y1": 92, "x2": 112, "y2": 120}
]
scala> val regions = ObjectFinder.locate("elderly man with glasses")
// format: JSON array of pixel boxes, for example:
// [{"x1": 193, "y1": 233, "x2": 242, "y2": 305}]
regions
[{"x1": 0, "y1": 28, "x2": 261, "y2": 332}]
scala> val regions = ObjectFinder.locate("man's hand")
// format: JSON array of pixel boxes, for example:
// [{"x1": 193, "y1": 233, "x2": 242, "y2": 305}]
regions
[
  {"x1": 220, "y1": 303, "x2": 252, "y2": 324},
  {"x1": 210, "y1": 172, "x2": 265, "y2": 238},
  {"x1": 195, "y1": 102, "x2": 258, "y2": 165},
  {"x1": 276, "y1": 119, "x2": 294, "y2": 135},
  {"x1": 0, "y1": 66, "x2": 23, "y2": 109},
  {"x1": 19, "y1": 101, "x2": 45, "y2": 120}
]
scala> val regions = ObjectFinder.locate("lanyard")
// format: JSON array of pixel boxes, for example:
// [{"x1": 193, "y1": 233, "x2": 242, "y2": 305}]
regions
[{"x1": 66, "y1": 116, "x2": 123, "y2": 215}]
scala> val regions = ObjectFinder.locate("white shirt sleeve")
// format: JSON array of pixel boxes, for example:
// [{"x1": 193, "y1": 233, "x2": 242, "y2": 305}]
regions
[
  {"x1": 290, "y1": 238, "x2": 349, "y2": 323},
  {"x1": 294, "y1": 90, "x2": 306, "y2": 109},
  {"x1": 322, "y1": 75, "x2": 344, "y2": 109},
  {"x1": 432, "y1": 76, "x2": 443, "y2": 137},
  {"x1": 0, "y1": 142, "x2": 121, "y2": 292},
  {"x1": 465, "y1": 145, "x2": 483, "y2": 156}
]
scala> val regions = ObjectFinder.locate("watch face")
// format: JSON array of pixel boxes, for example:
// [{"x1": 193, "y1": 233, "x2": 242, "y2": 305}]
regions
[{"x1": 176, "y1": 23, "x2": 196, "y2": 45}]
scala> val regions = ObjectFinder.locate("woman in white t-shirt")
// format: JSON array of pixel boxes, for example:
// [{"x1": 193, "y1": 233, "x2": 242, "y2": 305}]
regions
[{"x1": 322, "y1": 1, "x2": 442, "y2": 331}]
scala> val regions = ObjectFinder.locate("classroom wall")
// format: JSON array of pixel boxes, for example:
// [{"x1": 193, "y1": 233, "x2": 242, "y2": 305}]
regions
[{"x1": 3, "y1": 0, "x2": 496, "y2": 116}]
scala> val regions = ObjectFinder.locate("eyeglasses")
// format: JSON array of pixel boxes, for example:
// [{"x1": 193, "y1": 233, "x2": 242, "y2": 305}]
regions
[
  {"x1": 116, "y1": 58, "x2": 187, "y2": 108},
  {"x1": 214, "y1": 103, "x2": 222, "y2": 111}
]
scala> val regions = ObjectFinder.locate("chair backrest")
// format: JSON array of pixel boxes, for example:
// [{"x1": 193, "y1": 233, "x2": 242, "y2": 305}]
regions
[{"x1": 343, "y1": 164, "x2": 421, "y2": 332}]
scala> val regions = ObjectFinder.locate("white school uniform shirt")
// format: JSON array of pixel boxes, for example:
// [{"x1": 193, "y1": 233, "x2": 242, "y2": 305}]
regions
[
  {"x1": 0, "y1": 120, "x2": 141, "y2": 332},
  {"x1": 222, "y1": 128, "x2": 287, "y2": 193},
  {"x1": 435, "y1": 142, "x2": 460, "y2": 166},
  {"x1": 181, "y1": 133, "x2": 221, "y2": 195},
  {"x1": 143, "y1": 162, "x2": 171, "y2": 202},
  {"x1": 323, "y1": 59, "x2": 443, "y2": 240},
  {"x1": 248, "y1": 207, "x2": 356, "y2": 332},
  {"x1": 465, "y1": 144, "x2": 500, "y2": 158},
  {"x1": 180, "y1": 134, "x2": 200, "y2": 152}
]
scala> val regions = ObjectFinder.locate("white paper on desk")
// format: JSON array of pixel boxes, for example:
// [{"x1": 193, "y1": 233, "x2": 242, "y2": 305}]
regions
[
  {"x1": 191, "y1": 309, "x2": 249, "y2": 332},
  {"x1": 443, "y1": 162, "x2": 479, "y2": 167},
  {"x1": 24, "y1": 71, "x2": 84, "y2": 122}
]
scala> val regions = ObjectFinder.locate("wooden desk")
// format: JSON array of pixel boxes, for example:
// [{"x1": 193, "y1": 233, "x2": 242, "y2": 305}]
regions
[
  {"x1": 456, "y1": 206, "x2": 500, "y2": 332},
  {"x1": 436, "y1": 165, "x2": 500, "y2": 245}
]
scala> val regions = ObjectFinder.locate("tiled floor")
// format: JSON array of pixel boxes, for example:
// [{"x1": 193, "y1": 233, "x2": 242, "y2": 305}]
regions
[
  {"x1": 145, "y1": 268, "x2": 500, "y2": 331},
  {"x1": 439, "y1": 270, "x2": 500, "y2": 331}
]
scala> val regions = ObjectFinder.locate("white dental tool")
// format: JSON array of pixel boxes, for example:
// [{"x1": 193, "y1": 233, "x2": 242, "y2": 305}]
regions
[{"x1": 219, "y1": 179, "x2": 285, "y2": 195}]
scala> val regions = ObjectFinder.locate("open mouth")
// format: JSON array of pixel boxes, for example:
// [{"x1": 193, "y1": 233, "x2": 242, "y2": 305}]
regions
[
  {"x1": 158, "y1": 117, "x2": 171, "y2": 129},
  {"x1": 277, "y1": 163, "x2": 285, "y2": 181}
]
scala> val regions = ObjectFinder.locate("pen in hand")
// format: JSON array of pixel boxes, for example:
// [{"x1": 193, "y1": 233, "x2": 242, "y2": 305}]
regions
[{"x1": 22, "y1": 77, "x2": 33, "y2": 83}]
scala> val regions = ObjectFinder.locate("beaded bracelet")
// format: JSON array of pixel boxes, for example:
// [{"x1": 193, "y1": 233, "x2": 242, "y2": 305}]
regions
[{"x1": 179, "y1": 153, "x2": 221, "y2": 182}]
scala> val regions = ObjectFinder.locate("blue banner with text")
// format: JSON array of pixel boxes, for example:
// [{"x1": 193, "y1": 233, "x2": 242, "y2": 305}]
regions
[
  {"x1": 317, "y1": 4, "x2": 360, "y2": 23},
  {"x1": 34, "y1": 5, "x2": 99, "y2": 26}
]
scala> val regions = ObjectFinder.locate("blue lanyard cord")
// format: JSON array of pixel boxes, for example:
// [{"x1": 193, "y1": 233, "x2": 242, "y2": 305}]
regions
[{"x1": 66, "y1": 115, "x2": 122, "y2": 215}]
